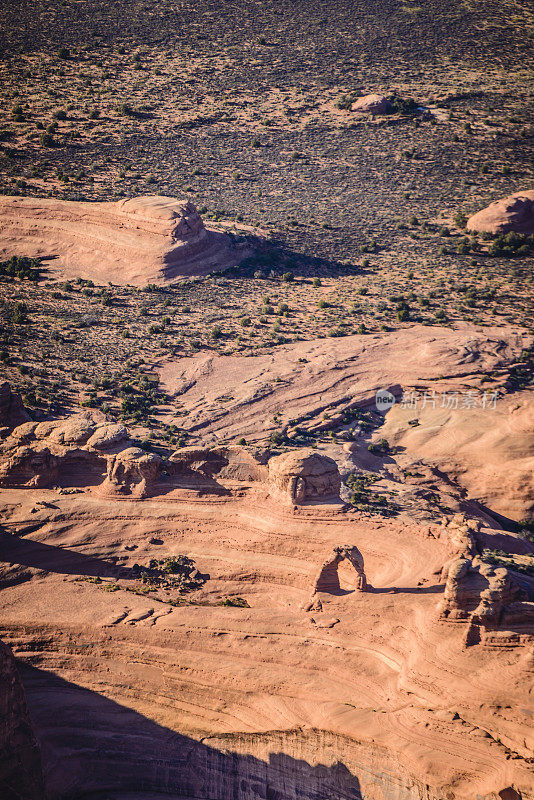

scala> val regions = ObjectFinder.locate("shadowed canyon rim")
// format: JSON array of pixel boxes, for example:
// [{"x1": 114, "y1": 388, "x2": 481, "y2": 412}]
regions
[{"x1": 0, "y1": 0, "x2": 533, "y2": 798}]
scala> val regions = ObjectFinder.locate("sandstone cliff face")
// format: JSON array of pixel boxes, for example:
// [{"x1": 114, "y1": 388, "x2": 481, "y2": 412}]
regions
[
  {"x1": 16, "y1": 662, "x2": 452, "y2": 800},
  {"x1": 0, "y1": 641, "x2": 44, "y2": 800}
]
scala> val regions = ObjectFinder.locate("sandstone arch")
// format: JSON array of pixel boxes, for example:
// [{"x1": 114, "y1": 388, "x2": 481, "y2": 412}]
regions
[{"x1": 314, "y1": 545, "x2": 368, "y2": 595}]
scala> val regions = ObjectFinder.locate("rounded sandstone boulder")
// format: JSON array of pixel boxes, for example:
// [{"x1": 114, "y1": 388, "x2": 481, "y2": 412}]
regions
[
  {"x1": 268, "y1": 449, "x2": 341, "y2": 504},
  {"x1": 353, "y1": 94, "x2": 391, "y2": 114},
  {"x1": 466, "y1": 190, "x2": 534, "y2": 235}
]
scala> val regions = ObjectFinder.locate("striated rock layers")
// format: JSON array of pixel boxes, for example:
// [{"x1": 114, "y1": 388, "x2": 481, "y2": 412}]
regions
[
  {"x1": 268, "y1": 449, "x2": 341, "y2": 504},
  {"x1": 0, "y1": 640, "x2": 44, "y2": 800},
  {"x1": 0, "y1": 194, "x2": 247, "y2": 285},
  {"x1": 467, "y1": 190, "x2": 534, "y2": 235}
]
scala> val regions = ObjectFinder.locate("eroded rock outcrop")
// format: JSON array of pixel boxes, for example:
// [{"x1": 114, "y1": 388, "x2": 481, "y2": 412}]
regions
[
  {"x1": 0, "y1": 194, "x2": 247, "y2": 285},
  {"x1": 303, "y1": 545, "x2": 367, "y2": 611},
  {"x1": 100, "y1": 447, "x2": 162, "y2": 498},
  {"x1": 0, "y1": 382, "x2": 30, "y2": 431},
  {"x1": 0, "y1": 640, "x2": 45, "y2": 800},
  {"x1": 438, "y1": 556, "x2": 527, "y2": 627},
  {"x1": 467, "y1": 190, "x2": 534, "y2": 235},
  {"x1": 169, "y1": 445, "x2": 268, "y2": 484},
  {"x1": 0, "y1": 411, "x2": 123, "y2": 488},
  {"x1": 268, "y1": 449, "x2": 341, "y2": 504}
]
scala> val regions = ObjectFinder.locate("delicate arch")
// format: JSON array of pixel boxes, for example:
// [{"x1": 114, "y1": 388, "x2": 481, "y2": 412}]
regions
[{"x1": 313, "y1": 545, "x2": 367, "y2": 594}]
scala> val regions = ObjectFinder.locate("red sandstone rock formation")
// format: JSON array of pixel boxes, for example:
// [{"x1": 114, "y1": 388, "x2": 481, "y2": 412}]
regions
[
  {"x1": 467, "y1": 190, "x2": 534, "y2": 235},
  {"x1": 100, "y1": 447, "x2": 162, "y2": 498},
  {"x1": 0, "y1": 194, "x2": 248, "y2": 285},
  {"x1": 268, "y1": 449, "x2": 341, "y2": 504},
  {"x1": 438, "y1": 556, "x2": 528, "y2": 627},
  {"x1": 314, "y1": 544, "x2": 368, "y2": 593},
  {"x1": 352, "y1": 94, "x2": 391, "y2": 114}
]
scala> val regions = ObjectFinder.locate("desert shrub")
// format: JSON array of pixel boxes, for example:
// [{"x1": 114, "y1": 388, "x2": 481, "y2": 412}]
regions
[
  {"x1": 0, "y1": 255, "x2": 41, "y2": 281},
  {"x1": 335, "y1": 92, "x2": 358, "y2": 110},
  {"x1": 282, "y1": 271, "x2": 294, "y2": 282},
  {"x1": 388, "y1": 93, "x2": 419, "y2": 115},
  {"x1": 12, "y1": 301, "x2": 29, "y2": 324},
  {"x1": 518, "y1": 520, "x2": 534, "y2": 542},
  {"x1": 488, "y1": 232, "x2": 532, "y2": 257},
  {"x1": 221, "y1": 596, "x2": 249, "y2": 607},
  {"x1": 453, "y1": 211, "x2": 468, "y2": 229},
  {"x1": 117, "y1": 102, "x2": 135, "y2": 116}
]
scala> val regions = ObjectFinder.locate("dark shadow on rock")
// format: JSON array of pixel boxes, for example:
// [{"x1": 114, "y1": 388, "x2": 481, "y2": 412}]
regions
[
  {"x1": 0, "y1": 533, "x2": 127, "y2": 580},
  {"x1": 18, "y1": 664, "x2": 363, "y2": 800}
]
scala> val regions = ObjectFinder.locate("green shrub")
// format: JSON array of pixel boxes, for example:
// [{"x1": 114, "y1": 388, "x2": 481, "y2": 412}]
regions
[
  {"x1": 39, "y1": 133, "x2": 55, "y2": 146},
  {"x1": 12, "y1": 301, "x2": 29, "y2": 324},
  {"x1": 453, "y1": 211, "x2": 468, "y2": 229}
]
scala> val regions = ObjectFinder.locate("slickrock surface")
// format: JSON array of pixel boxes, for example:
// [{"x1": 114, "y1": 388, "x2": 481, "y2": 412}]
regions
[
  {"x1": 467, "y1": 190, "x2": 534, "y2": 235},
  {"x1": 379, "y1": 388, "x2": 534, "y2": 521},
  {"x1": 0, "y1": 194, "x2": 247, "y2": 285},
  {"x1": 0, "y1": 323, "x2": 532, "y2": 800},
  {"x1": 159, "y1": 323, "x2": 532, "y2": 520},
  {"x1": 0, "y1": 485, "x2": 533, "y2": 800},
  {"x1": 159, "y1": 324, "x2": 528, "y2": 442}
]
